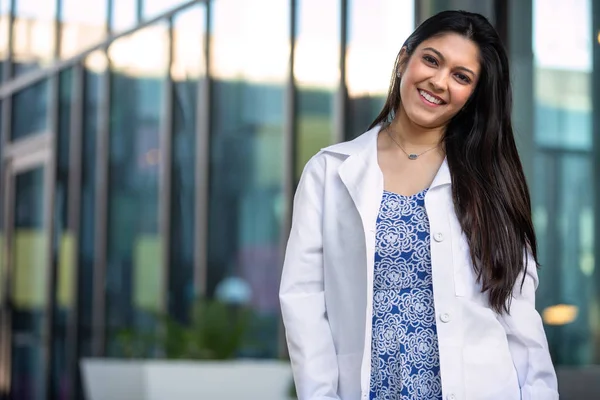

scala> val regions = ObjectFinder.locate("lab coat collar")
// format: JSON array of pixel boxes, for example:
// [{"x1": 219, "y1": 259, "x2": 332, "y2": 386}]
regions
[{"x1": 322, "y1": 124, "x2": 451, "y2": 190}]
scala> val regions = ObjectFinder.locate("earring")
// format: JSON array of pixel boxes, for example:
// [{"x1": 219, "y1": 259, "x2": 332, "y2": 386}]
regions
[{"x1": 396, "y1": 70, "x2": 401, "y2": 78}]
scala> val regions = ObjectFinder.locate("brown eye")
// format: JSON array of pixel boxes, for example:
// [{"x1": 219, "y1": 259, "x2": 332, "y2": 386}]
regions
[
  {"x1": 455, "y1": 73, "x2": 471, "y2": 83},
  {"x1": 423, "y1": 55, "x2": 438, "y2": 65}
]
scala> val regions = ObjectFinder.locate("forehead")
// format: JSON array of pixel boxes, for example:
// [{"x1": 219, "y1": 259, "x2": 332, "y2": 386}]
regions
[{"x1": 416, "y1": 33, "x2": 481, "y2": 73}]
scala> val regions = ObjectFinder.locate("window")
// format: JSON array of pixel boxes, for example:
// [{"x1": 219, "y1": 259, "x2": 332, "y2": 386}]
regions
[
  {"x1": 346, "y1": 0, "x2": 414, "y2": 139},
  {"x1": 294, "y1": 0, "x2": 340, "y2": 178},
  {"x1": 105, "y1": 22, "x2": 169, "y2": 356},
  {"x1": 530, "y1": 0, "x2": 597, "y2": 365},
  {"x1": 60, "y1": 0, "x2": 108, "y2": 59},
  {"x1": 168, "y1": 3, "x2": 206, "y2": 322},
  {"x1": 12, "y1": 0, "x2": 56, "y2": 75},
  {"x1": 209, "y1": 0, "x2": 290, "y2": 357}
]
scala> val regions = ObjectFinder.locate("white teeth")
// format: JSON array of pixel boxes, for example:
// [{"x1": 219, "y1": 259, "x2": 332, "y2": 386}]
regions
[{"x1": 419, "y1": 90, "x2": 442, "y2": 105}]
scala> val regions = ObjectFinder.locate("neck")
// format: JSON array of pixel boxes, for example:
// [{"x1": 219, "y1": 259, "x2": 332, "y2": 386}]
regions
[{"x1": 388, "y1": 106, "x2": 445, "y2": 147}]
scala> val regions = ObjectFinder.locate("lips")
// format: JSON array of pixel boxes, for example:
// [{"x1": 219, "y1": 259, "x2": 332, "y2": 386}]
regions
[{"x1": 418, "y1": 89, "x2": 445, "y2": 105}]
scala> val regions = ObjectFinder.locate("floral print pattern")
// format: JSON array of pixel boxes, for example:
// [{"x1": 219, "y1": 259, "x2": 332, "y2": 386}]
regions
[{"x1": 369, "y1": 190, "x2": 442, "y2": 400}]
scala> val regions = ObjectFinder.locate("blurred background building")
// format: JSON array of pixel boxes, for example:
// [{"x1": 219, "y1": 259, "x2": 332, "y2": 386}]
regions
[{"x1": 0, "y1": 0, "x2": 597, "y2": 399}]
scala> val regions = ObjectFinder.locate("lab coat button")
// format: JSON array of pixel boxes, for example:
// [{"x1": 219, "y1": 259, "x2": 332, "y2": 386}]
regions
[
  {"x1": 433, "y1": 232, "x2": 444, "y2": 242},
  {"x1": 446, "y1": 394, "x2": 457, "y2": 400},
  {"x1": 440, "y1": 312, "x2": 451, "y2": 323}
]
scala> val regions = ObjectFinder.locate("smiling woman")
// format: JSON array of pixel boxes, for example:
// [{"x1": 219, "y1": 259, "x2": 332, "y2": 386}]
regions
[{"x1": 280, "y1": 10, "x2": 559, "y2": 400}]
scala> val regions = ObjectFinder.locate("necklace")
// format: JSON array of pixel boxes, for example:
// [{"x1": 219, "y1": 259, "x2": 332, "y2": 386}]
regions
[{"x1": 386, "y1": 127, "x2": 439, "y2": 160}]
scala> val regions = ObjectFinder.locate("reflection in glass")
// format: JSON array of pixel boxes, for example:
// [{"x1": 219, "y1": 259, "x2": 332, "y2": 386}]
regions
[
  {"x1": 0, "y1": 1, "x2": 10, "y2": 81},
  {"x1": 534, "y1": 153, "x2": 594, "y2": 364},
  {"x1": 12, "y1": 79, "x2": 49, "y2": 140},
  {"x1": 106, "y1": 23, "x2": 168, "y2": 356},
  {"x1": 294, "y1": 0, "x2": 340, "y2": 179},
  {"x1": 209, "y1": 0, "x2": 289, "y2": 357},
  {"x1": 346, "y1": 0, "x2": 414, "y2": 138},
  {"x1": 52, "y1": 68, "x2": 72, "y2": 400},
  {"x1": 169, "y1": 5, "x2": 205, "y2": 322},
  {"x1": 11, "y1": 167, "x2": 48, "y2": 400},
  {"x1": 60, "y1": 0, "x2": 108, "y2": 59},
  {"x1": 143, "y1": 0, "x2": 186, "y2": 20},
  {"x1": 12, "y1": 0, "x2": 57, "y2": 75},
  {"x1": 110, "y1": 0, "x2": 137, "y2": 33},
  {"x1": 531, "y1": 0, "x2": 597, "y2": 365}
]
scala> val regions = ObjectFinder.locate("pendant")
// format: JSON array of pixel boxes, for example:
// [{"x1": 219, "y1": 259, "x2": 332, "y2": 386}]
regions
[{"x1": 408, "y1": 154, "x2": 418, "y2": 160}]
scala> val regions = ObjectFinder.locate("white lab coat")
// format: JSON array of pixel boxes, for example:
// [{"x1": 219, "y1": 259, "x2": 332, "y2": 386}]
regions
[{"x1": 279, "y1": 125, "x2": 558, "y2": 400}]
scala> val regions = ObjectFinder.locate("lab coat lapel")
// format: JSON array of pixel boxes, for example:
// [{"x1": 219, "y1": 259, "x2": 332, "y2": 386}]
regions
[{"x1": 336, "y1": 128, "x2": 383, "y2": 234}]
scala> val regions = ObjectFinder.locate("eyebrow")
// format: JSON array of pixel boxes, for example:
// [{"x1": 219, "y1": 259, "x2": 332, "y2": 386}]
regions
[{"x1": 422, "y1": 47, "x2": 476, "y2": 77}]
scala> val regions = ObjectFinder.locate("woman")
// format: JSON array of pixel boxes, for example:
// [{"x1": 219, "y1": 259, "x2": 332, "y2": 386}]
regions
[{"x1": 280, "y1": 10, "x2": 558, "y2": 400}]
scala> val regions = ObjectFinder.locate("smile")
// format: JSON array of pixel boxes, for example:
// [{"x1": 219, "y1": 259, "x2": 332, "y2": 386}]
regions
[{"x1": 418, "y1": 89, "x2": 445, "y2": 106}]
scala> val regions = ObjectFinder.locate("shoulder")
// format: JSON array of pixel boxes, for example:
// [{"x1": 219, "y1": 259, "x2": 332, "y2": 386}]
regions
[{"x1": 298, "y1": 150, "x2": 335, "y2": 188}]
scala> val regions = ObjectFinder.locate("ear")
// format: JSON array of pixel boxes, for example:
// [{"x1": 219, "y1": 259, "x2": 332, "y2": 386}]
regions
[{"x1": 396, "y1": 46, "x2": 409, "y2": 77}]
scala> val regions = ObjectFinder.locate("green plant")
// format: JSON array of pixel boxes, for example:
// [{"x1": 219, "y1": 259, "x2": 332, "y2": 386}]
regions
[{"x1": 116, "y1": 298, "x2": 253, "y2": 360}]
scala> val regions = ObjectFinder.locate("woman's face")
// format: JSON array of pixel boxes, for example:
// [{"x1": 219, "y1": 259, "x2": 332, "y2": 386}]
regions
[{"x1": 398, "y1": 33, "x2": 481, "y2": 129}]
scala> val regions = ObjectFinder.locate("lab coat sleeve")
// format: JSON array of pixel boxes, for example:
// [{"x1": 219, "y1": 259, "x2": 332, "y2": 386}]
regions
[
  {"x1": 279, "y1": 154, "x2": 340, "y2": 400},
  {"x1": 498, "y1": 252, "x2": 559, "y2": 400}
]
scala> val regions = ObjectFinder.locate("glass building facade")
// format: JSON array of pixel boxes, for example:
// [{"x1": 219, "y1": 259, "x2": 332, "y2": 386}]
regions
[{"x1": 0, "y1": 0, "x2": 598, "y2": 399}]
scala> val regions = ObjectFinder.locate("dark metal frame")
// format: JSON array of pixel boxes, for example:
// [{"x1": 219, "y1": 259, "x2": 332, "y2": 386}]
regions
[
  {"x1": 493, "y1": 0, "x2": 509, "y2": 51},
  {"x1": 42, "y1": 75, "x2": 59, "y2": 400},
  {"x1": 160, "y1": 16, "x2": 175, "y2": 314},
  {"x1": 338, "y1": 0, "x2": 349, "y2": 143},
  {"x1": 66, "y1": 62, "x2": 84, "y2": 400},
  {"x1": 278, "y1": 0, "x2": 297, "y2": 360},
  {"x1": 194, "y1": 0, "x2": 211, "y2": 297},
  {"x1": 91, "y1": 47, "x2": 109, "y2": 358}
]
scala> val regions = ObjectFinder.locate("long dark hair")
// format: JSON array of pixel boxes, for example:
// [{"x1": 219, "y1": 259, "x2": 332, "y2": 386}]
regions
[{"x1": 369, "y1": 10, "x2": 537, "y2": 314}]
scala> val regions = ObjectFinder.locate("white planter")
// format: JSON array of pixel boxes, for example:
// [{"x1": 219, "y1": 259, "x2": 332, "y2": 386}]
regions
[{"x1": 81, "y1": 358, "x2": 293, "y2": 400}]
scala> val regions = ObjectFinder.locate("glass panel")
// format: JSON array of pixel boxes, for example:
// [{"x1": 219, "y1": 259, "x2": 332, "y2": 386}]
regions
[
  {"x1": 52, "y1": 69, "x2": 72, "y2": 400},
  {"x1": 294, "y1": 0, "x2": 340, "y2": 179},
  {"x1": 346, "y1": 0, "x2": 414, "y2": 138},
  {"x1": 168, "y1": 4, "x2": 205, "y2": 322},
  {"x1": 0, "y1": 0, "x2": 10, "y2": 81},
  {"x1": 12, "y1": 0, "x2": 57, "y2": 75},
  {"x1": 143, "y1": 0, "x2": 185, "y2": 20},
  {"x1": 110, "y1": 0, "x2": 137, "y2": 33},
  {"x1": 531, "y1": 0, "x2": 597, "y2": 365},
  {"x1": 11, "y1": 166, "x2": 48, "y2": 400},
  {"x1": 106, "y1": 23, "x2": 168, "y2": 356},
  {"x1": 60, "y1": 0, "x2": 108, "y2": 59},
  {"x1": 209, "y1": 0, "x2": 289, "y2": 358},
  {"x1": 11, "y1": 79, "x2": 49, "y2": 140}
]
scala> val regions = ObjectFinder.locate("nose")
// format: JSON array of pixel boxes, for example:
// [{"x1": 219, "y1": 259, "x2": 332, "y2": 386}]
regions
[{"x1": 429, "y1": 70, "x2": 448, "y2": 93}]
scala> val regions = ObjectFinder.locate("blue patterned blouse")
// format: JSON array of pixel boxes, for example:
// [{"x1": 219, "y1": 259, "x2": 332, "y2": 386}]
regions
[{"x1": 369, "y1": 189, "x2": 443, "y2": 400}]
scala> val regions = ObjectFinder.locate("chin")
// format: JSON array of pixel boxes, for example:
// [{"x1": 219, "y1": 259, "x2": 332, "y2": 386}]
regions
[{"x1": 406, "y1": 111, "x2": 444, "y2": 129}]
